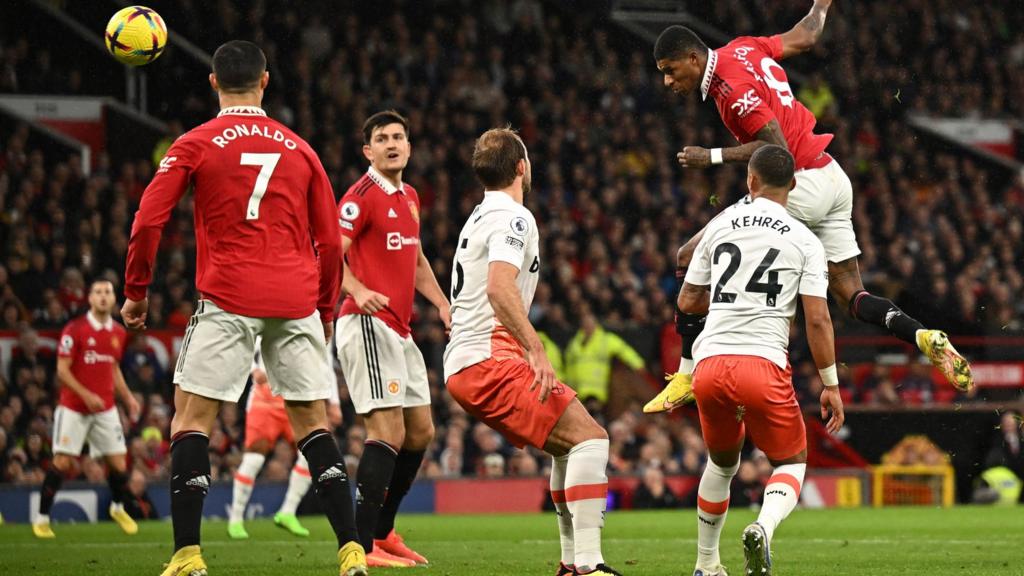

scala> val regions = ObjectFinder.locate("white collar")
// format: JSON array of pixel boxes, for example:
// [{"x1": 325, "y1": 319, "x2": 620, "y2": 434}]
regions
[
  {"x1": 367, "y1": 166, "x2": 404, "y2": 195},
  {"x1": 700, "y1": 49, "x2": 718, "y2": 101},
  {"x1": 217, "y1": 106, "x2": 267, "y2": 117},
  {"x1": 484, "y1": 190, "x2": 519, "y2": 204},
  {"x1": 753, "y1": 196, "x2": 787, "y2": 212},
  {"x1": 87, "y1": 311, "x2": 113, "y2": 331}
]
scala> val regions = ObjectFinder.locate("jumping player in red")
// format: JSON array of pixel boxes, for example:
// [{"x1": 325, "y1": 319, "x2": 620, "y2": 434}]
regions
[
  {"x1": 33, "y1": 280, "x2": 141, "y2": 539},
  {"x1": 646, "y1": 0, "x2": 972, "y2": 415},
  {"x1": 679, "y1": 146, "x2": 844, "y2": 576},
  {"x1": 122, "y1": 41, "x2": 366, "y2": 576},
  {"x1": 445, "y1": 129, "x2": 622, "y2": 576}
]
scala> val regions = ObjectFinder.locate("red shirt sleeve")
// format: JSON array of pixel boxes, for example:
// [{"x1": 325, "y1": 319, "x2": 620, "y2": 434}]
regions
[
  {"x1": 723, "y1": 81, "x2": 778, "y2": 139},
  {"x1": 57, "y1": 322, "x2": 76, "y2": 359},
  {"x1": 308, "y1": 153, "x2": 342, "y2": 323},
  {"x1": 758, "y1": 35, "x2": 784, "y2": 60},
  {"x1": 124, "y1": 136, "x2": 199, "y2": 300},
  {"x1": 337, "y1": 192, "x2": 368, "y2": 239}
]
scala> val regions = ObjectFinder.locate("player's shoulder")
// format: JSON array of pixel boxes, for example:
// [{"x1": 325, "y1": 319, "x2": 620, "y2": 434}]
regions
[
  {"x1": 341, "y1": 173, "x2": 376, "y2": 200},
  {"x1": 482, "y1": 195, "x2": 536, "y2": 227},
  {"x1": 61, "y1": 315, "x2": 84, "y2": 334}
]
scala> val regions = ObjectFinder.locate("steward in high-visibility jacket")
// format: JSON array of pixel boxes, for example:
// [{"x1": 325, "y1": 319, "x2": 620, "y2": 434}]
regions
[{"x1": 565, "y1": 314, "x2": 645, "y2": 403}]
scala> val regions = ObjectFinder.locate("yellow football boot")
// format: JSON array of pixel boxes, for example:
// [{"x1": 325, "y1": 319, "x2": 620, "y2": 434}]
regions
[
  {"x1": 32, "y1": 520, "x2": 55, "y2": 539},
  {"x1": 916, "y1": 330, "x2": 973, "y2": 392},
  {"x1": 110, "y1": 504, "x2": 138, "y2": 535},
  {"x1": 643, "y1": 372, "x2": 695, "y2": 413},
  {"x1": 338, "y1": 541, "x2": 369, "y2": 576},
  {"x1": 159, "y1": 545, "x2": 207, "y2": 576}
]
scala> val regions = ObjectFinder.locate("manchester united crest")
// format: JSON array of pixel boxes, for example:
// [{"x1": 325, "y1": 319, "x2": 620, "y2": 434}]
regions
[{"x1": 408, "y1": 201, "x2": 419, "y2": 223}]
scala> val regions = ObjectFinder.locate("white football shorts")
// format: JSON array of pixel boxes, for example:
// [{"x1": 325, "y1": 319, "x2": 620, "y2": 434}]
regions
[
  {"x1": 52, "y1": 405, "x2": 126, "y2": 457},
  {"x1": 174, "y1": 300, "x2": 333, "y2": 403},
  {"x1": 335, "y1": 313, "x2": 431, "y2": 415}
]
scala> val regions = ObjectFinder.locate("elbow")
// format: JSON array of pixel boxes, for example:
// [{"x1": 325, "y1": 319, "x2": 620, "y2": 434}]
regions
[
  {"x1": 486, "y1": 284, "x2": 501, "y2": 307},
  {"x1": 678, "y1": 292, "x2": 701, "y2": 314},
  {"x1": 805, "y1": 314, "x2": 832, "y2": 334}
]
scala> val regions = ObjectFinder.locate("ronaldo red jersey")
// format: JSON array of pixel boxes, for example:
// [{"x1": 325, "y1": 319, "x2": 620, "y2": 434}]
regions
[
  {"x1": 125, "y1": 106, "x2": 342, "y2": 321},
  {"x1": 57, "y1": 312, "x2": 126, "y2": 414},
  {"x1": 338, "y1": 168, "x2": 421, "y2": 337},
  {"x1": 704, "y1": 35, "x2": 833, "y2": 171}
]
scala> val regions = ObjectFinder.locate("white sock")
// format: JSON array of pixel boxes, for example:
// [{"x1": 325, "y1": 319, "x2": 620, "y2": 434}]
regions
[
  {"x1": 757, "y1": 463, "x2": 806, "y2": 543},
  {"x1": 278, "y1": 452, "x2": 312, "y2": 516},
  {"x1": 696, "y1": 460, "x2": 738, "y2": 570},
  {"x1": 110, "y1": 502, "x2": 124, "y2": 513},
  {"x1": 679, "y1": 356, "x2": 695, "y2": 375},
  {"x1": 550, "y1": 454, "x2": 575, "y2": 567},
  {"x1": 230, "y1": 452, "x2": 266, "y2": 523},
  {"x1": 565, "y1": 438, "x2": 609, "y2": 572},
  {"x1": 37, "y1": 514, "x2": 50, "y2": 524}
]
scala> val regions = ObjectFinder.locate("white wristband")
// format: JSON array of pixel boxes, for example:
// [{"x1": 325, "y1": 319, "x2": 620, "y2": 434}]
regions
[
  {"x1": 710, "y1": 148, "x2": 724, "y2": 165},
  {"x1": 819, "y1": 364, "x2": 839, "y2": 388}
]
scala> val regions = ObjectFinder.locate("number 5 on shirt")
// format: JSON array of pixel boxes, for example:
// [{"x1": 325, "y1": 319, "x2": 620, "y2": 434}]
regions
[{"x1": 240, "y1": 152, "x2": 280, "y2": 220}]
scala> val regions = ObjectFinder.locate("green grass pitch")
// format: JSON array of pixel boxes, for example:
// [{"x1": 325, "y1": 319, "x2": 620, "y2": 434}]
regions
[{"x1": 1, "y1": 507, "x2": 1021, "y2": 575}]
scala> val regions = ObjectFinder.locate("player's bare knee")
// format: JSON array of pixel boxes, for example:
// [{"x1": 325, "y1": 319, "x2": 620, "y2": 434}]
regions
[
  {"x1": 105, "y1": 454, "x2": 128, "y2": 472},
  {"x1": 403, "y1": 420, "x2": 434, "y2": 451},
  {"x1": 285, "y1": 399, "x2": 329, "y2": 440},
  {"x1": 52, "y1": 454, "x2": 73, "y2": 472},
  {"x1": 365, "y1": 407, "x2": 406, "y2": 448}
]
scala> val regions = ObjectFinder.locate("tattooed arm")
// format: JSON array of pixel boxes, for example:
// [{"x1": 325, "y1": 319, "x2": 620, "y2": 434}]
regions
[
  {"x1": 779, "y1": 0, "x2": 833, "y2": 59},
  {"x1": 677, "y1": 119, "x2": 789, "y2": 168}
]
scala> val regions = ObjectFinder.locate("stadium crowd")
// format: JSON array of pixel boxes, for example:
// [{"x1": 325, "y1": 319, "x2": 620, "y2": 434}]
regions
[{"x1": 1, "y1": 0, "x2": 1021, "y2": 504}]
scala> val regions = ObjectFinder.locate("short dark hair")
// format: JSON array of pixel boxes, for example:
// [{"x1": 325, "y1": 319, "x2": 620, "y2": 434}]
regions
[
  {"x1": 654, "y1": 26, "x2": 708, "y2": 61},
  {"x1": 472, "y1": 128, "x2": 526, "y2": 189},
  {"x1": 749, "y1": 145, "x2": 795, "y2": 188},
  {"x1": 212, "y1": 40, "x2": 266, "y2": 93},
  {"x1": 362, "y1": 110, "x2": 409, "y2": 144},
  {"x1": 89, "y1": 278, "x2": 113, "y2": 291}
]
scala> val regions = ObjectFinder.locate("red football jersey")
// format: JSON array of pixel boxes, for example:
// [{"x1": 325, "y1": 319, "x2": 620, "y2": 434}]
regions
[
  {"x1": 705, "y1": 36, "x2": 833, "y2": 170},
  {"x1": 125, "y1": 106, "x2": 342, "y2": 321},
  {"x1": 338, "y1": 168, "x2": 421, "y2": 337},
  {"x1": 57, "y1": 313, "x2": 127, "y2": 414}
]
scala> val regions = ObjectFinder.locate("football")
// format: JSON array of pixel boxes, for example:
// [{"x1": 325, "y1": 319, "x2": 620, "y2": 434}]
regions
[{"x1": 104, "y1": 6, "x2": 167, "y2": 66}]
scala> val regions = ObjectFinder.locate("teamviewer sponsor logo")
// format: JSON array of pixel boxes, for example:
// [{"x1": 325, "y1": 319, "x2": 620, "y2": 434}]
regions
[{"x1": 386, "y1": 232, "x2": 420, "y2": 250}]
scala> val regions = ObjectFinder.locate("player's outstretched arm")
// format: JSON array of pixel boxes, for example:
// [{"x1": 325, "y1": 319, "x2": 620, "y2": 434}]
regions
[
  {"x1": 677, "y1": 282, "x2": 711, "y2": 315},
  {"x1": 679, "y1": 119, "x2": 789, "y2": 168},
  {"x1": 487, "y1": 261, "x2": 557, "y2": 402},
  {"x1": 802, "y1": 294, "x2": 844, "y2": 433},
  {"x1": 778, "y1": 0, "x2": 833, "y2": 59}
]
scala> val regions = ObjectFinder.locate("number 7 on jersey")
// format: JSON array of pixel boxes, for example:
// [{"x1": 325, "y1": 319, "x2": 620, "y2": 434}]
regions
[{"x1": 240, "y1": 152, "x2": 280, "y2": 220}]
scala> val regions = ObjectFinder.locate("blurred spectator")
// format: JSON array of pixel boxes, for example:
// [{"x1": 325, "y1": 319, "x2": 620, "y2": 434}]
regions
[
  {"x1": 123, "y1": 468, "x2": 159, "y2": 520},
  {"x1": 985, "y1": 411, "x2": 1024, "y2": 480},
  {"x1": 632, "y1": 466, "x2": 680, "y2": 509}
]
